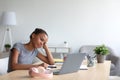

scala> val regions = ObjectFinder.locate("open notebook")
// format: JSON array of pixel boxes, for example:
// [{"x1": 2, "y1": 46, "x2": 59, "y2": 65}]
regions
[{"x1": 80, "y1": 65, "x2": 88, "y2": 70}]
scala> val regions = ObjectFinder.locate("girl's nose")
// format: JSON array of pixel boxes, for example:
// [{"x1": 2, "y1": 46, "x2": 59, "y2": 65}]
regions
[{"x1": 40, "y1": 42, "x2": 44, "y2": 46}]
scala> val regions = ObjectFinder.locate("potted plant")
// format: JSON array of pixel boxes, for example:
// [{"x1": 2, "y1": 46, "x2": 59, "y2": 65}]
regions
[
  {"x1": 4, "y1": 44, "x2": 11, "y2": 52},
  {"x1": 94, "y1": 45, "x2": 109, "y2": 63}
]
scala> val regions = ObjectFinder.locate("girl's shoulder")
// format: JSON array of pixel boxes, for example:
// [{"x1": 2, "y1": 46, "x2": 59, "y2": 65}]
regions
[{"x1": 13, "y1": 42, "x2": 24, "y2": 48}]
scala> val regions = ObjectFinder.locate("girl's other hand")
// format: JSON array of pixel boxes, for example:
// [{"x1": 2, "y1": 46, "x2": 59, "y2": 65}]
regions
[{"x1": 39, "y1": 63, "x2": 48, "y2": 69}]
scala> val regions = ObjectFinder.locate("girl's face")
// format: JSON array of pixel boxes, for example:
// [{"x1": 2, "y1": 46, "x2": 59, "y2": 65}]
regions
[{"x1": 31, "y1": 33, "x2": 48, "y2": 48}]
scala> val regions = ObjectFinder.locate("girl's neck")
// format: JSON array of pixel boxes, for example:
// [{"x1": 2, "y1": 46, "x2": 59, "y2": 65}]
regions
[{"x1": 24, "y1": 42, "x2": 35, "y2": 51}]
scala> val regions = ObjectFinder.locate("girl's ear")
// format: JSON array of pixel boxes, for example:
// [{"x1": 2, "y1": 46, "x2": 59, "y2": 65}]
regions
[{"x1": 32, "y1": 33, "x2": 35, "y2": 39}]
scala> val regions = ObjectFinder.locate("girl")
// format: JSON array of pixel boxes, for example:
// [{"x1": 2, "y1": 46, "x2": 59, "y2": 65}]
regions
[{"x1": 8, "y1": 28, "x2": 54, "y2": 72}]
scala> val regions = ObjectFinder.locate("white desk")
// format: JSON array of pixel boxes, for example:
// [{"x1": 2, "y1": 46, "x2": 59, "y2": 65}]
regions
[{"x1": 0, "y1": 52, "x2": 9, "y2": 59}]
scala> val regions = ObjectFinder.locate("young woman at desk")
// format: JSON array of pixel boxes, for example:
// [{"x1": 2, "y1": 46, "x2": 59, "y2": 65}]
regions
[{"x1": 8, "y1": 28, "x2": 54, "y2": 72}]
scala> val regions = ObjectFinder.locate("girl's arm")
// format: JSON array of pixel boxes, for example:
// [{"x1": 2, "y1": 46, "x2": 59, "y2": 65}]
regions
[{"x1": 37, "y1": 43, "x2": 55, "y2": 65}]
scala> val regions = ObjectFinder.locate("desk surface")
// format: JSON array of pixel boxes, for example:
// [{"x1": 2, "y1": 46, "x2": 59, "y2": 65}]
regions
[{"x1": 0, "y1": 61, "x2": 111, "y2": 80}]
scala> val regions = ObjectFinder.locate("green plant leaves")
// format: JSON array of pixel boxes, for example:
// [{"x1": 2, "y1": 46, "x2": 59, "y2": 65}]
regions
[{"x1": 94, "y1": 45, "x2": 109, "y2": 55}]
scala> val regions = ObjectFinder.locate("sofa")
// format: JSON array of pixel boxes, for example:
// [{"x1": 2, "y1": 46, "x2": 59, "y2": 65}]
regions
[{"x1": 79, "y1": 45, "x2": 120, "y2": 76}]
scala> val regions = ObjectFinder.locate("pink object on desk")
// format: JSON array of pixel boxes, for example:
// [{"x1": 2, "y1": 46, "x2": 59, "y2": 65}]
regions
[{"x1": 29, "y1": 66, "x2": 53, "y2": 79}]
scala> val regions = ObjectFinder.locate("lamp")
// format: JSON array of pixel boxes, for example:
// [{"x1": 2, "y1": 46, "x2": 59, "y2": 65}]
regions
[{"x1": 1, "y1": 11, "x2": 16, "y2": 52}]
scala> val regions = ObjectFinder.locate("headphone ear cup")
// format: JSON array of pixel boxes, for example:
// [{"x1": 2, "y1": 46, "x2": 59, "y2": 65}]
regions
[
  {"x1": 29, "y1": 67, "x2": 39, "y2": 77},
  {"x1": 32, "y1": 67, "x2": 39, "y2": 73},
  {"x1": 38, "y1": 67, "x2": 45, "y2": 73}
]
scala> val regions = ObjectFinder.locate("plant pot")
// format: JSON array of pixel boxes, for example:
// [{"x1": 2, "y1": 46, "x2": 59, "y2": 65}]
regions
[
  {"x1": 96, "y1": 54, "x2": 105, "y2": 63},
  {"x1": 5, "y1": 47, "x2": 10, "y2": 52}
]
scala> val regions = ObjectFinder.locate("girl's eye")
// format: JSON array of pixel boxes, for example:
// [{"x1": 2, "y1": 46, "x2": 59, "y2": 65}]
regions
[{"x1": 40, "y1": 38, "x2": 44, "y2": 41}]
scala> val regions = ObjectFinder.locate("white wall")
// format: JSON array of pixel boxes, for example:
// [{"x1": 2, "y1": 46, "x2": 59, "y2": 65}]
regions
[{"x1": 0, "y1": 0, "x2": 120, "y2": 55}]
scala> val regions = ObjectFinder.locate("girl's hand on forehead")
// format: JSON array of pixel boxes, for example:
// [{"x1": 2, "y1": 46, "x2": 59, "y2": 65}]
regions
[
  {"x1": 43, "y1": 42, "x2": 48, "y2": 49},
  {"x1": 43, "y1": 37, "x2": 48, "y2": 47}
]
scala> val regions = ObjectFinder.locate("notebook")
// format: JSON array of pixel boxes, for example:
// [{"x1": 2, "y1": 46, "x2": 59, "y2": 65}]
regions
[{"x1": 53, "y1": 53, "x2": 86, "y2": 75}]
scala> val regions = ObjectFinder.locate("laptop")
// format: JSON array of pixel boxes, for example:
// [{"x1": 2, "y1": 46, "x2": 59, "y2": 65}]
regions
[{"x1": 53, "y1": 53, "x2": 86, "y2": 75}]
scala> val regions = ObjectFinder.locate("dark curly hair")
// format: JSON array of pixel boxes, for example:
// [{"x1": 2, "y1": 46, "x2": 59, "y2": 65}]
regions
[{"x1": 30, "y1": 28, "x2": 48, "y2": 39}]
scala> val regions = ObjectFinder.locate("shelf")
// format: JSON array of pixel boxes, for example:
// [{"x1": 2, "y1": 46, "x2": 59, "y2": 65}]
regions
[
  {"x1": 49, "y1": 47, "x2": 71, "y2": 59},
  {"x1": 49, "y1": 47, "x2": 71, "y2": 53}
]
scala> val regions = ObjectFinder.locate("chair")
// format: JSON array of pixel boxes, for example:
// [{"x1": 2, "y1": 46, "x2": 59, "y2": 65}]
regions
[
  {"x1": 0, "y1": 57, "x2": 9, "y2": 75},
  {"x1": 79, "y1": 45, "x2": 120, "y2": 76}
]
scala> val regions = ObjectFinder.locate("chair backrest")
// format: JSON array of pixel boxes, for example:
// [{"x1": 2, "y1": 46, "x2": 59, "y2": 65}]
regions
[
  {"x1": 79, "y1": 45, "x2": 97, "y2": 57},
  {"x1": 0, "y1": 57, "x2": 9, "y2": 75}
]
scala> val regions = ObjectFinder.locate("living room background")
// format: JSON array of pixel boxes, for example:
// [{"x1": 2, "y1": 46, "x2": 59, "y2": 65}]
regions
[{"x1": 0, "y1": 0, "x2": 120, "y2": 55}]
